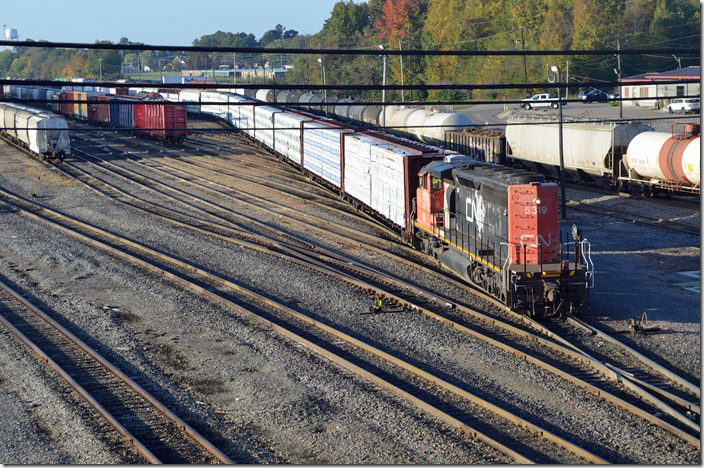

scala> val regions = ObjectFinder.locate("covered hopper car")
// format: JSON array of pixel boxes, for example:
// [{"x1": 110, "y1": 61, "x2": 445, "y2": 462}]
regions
[{"x1": 0, "y1": 102, "x2": 70, "y2": 161}]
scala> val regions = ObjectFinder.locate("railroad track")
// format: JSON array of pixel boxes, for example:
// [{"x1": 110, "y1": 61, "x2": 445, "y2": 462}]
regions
[
  {"x1": 0, "y1": 187, "x2": 606, "y2": 464},
  {"x1": 51, "y1": 140, "x2": 699, "y2": 450},
  {"x1": 567, "y1": 200, "x2": 700, "y2": 236},
  {"x1": 0, "y1": 278, "x2": 233, "y2": 464},
  {"x1": 566, "y1": 182, "x2": 700, "y2": 211},
  {"x1": 67, "y1": 133, "x2": 698, "y2": 441},
  {"x1": 6, "y1": 128, "x2": 700, "y2": 459}
]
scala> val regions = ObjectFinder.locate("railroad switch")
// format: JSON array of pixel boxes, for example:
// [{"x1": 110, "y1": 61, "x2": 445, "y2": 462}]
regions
[
  {"x1": 626, "y1": 312, "x2": 657, "y2": 335},
  {"x1": 361, "y1": 292, "x2": 405, "y2": 315}
]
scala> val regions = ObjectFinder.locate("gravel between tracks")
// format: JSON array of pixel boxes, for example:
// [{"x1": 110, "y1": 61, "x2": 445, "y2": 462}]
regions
[
  {"x1": 0, "y1": 143, "x2": 504, "y2": 464},
  {"x1": 0, "y1": 132, "x2": 700, "y2": 464}
]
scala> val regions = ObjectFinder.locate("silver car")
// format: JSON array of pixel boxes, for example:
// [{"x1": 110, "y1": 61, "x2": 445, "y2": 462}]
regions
[{"x1": 667, "y1": 98, "x2": 700, "y2": 114}]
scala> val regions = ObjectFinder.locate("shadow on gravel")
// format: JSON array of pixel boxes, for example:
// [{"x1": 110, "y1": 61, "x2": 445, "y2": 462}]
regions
[{"x1": 0, "y1": 273, "x2": 280, "y2": 464}]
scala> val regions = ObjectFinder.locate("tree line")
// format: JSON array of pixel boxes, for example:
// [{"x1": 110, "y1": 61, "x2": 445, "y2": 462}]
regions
[{"x1": 0, "y1": 0, "x2": 699, "y2": 103}]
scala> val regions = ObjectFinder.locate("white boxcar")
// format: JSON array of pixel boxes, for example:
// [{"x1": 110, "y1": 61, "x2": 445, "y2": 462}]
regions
[
  {"x1": 302, "y1": 120, "x2": 346, "y2": 188},
  {"x1": 254, "y1": 106, "x2": 278, "y2": 149},
  {"x1": 343, "y1": 134, "x2": 422, "y2": 228},
  {"x1": 178, "y1": 90, "x2": 202, "y2": 114},
  {"x1": 273, "y1": 112, "x2": 310, "y2": 164}
]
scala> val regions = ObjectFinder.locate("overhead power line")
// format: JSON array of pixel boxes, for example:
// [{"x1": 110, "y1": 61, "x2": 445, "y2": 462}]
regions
[
  {"x1": 2, "y1": 78, "x2": 697, "y2": 91},
  {"x1": 1, "y1": 40, "x2": 698, "y2": 57}
]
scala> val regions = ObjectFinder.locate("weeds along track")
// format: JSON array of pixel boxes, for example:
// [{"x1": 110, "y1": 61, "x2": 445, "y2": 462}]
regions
[
  {"x1": 0, "y1": 187, "x2": 606, "y2": 464},
  {"x1": 42, "y1": 137, "x2": 698, "y2": 450},
  {"x1": 0, "y1": 277, "x2": 233, "y2": 464}
]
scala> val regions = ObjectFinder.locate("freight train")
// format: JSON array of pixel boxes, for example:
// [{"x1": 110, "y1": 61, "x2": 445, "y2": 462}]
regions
[
  {"x1": 0, "y1": 102, "x2": 70, "y2": 161},
  {"x1": 176, "y1": 88, "x2": 593, "y2": 317},
  {"x1": 4, "y1": 85, "x2": 188, "y2": 143},
  {"x1": 182, "y1": 86, "x2": 701, "y2": 195},
  {"x1": 5, "y1": 84, "x2": 593, "y2": 317},
  {"x1": 446, "y1": 117, "x2": 701, "y2": 195}
]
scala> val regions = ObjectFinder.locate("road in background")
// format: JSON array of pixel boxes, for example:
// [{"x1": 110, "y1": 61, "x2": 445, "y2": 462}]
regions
[{"x1": 458, "y1": 102, "x2": 700, "y2": 132}]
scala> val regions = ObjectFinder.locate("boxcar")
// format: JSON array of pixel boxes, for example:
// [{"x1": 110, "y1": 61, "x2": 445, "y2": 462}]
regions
[{"x1": 134, "y1": 95, "x2": 187, "y2": 143}]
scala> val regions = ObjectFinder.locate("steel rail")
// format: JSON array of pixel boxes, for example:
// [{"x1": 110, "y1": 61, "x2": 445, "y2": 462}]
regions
[
  {"x1": 605, "y1": 364, "x2": 700, "y2": 415},
  {"x1": 65, "y1": 139, "x2": 701, "y2": 443},
  {"x1": 77, "y1": 148, "x2": 410, "y2": 252},
  {"x1": 0, "y1": 279, "x2": 233, "y2": 464},
  {"x1": 35, "y1": 147, "x2": 702, "y2": 447},
  {"x1": 0, "y1": 189, "x2": 606, "y2": 463},
  {"x1": 0, "y1": 190, "x2": 610, "y2": 464},
  {"x1": 566, "y1": 314, "x2": 701, "y2": 399},
  {"x1": 73, "y1": 133, "x2": 395, "y2": 238},
  {"x1": 567, "y1": 201, "x2": 700, "y2": 236},
  {"x1": 9, "y1": 128, "x2": 699, "y2": 449},
  {"x1": 68, "y1": 147, "x2": 434, "y2": 268}
]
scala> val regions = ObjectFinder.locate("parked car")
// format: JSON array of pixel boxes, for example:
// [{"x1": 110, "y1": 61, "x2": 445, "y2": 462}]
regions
[
  {"x1": 581, "y1": 89, "x2": 609, "y2": 103},
  {"x1": 667, "y1": 98, "x2": 700, "y2": 114},
  {"x1": 608, "y1": 91, "x2": 620, "y2": 100},
  {"x1": 578, "y1": 88, "x2": 598, "y2": 100},
  {"x1": 520, "y1": 93, "x2": 566, "y2": 109}
]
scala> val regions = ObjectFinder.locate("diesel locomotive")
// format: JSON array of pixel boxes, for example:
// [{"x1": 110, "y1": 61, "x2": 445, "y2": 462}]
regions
[{"x1": 413, "y1": 156, "x2": 592, "y2": 317}]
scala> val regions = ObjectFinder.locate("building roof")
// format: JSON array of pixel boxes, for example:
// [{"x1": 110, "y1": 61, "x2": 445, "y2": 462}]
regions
[{"x1": 622, "y1": 66, "x2": 700, "y2": 83}]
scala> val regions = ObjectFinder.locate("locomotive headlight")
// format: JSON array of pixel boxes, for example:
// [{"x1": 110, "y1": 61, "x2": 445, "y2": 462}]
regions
[{"x1": 534, "y1": 198, "x2": 541, "y2": 205}]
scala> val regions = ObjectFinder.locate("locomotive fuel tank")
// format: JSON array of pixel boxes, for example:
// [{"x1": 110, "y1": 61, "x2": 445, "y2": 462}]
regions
[{"x1": 624, "y1": 125, "x2": 701, "y2": 186}]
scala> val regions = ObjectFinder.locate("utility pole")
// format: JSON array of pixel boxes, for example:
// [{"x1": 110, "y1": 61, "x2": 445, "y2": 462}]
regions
[
  {"x1": 98, "y1": 58, "x2": 102, "y2": 81},
  {"x1": 233, "y1": 52, "x2": 237, "y2": 84},
  {"x1": 158, "y1": 58, "x2": 162, "y2": 82},
  {"x1": 548, "y1": 65, "x2": 566, "y2": 220},
  {"x1": 565, "y1": 60, "x2": 569, "y2": 100},
  {"x1": 617, "y1": 39, "x2": 622, "y2": 119},
  {"x1": 138, "y1": 50, "x2": 141, "y2": 81},
  {"x1": 673, "y1": 55, "x2": 682, "y2": 69},
  {"x1": 519, "y1": 28, "x2": 529, "y2": 98},
  {"x1": 379, "y1": 45, "x2": 387, "y2": 127},
  {"x1": 399, "y1": 40, "x2": 405, "y2": 102}
]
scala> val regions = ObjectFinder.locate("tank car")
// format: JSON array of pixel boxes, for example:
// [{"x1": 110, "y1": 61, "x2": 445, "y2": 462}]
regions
[
  {"x1": 620, "y1": 123, "x2": 701, "y2": 194},
  {"x1": 413, "y1": 156, "x2": 592, "y2": 317}
]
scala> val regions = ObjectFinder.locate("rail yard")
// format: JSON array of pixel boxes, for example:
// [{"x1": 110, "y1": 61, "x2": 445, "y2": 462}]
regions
[
  {"x1": 0, "y1": 102, "x2": 699, "y2": 462},
  {"x1": 0, "y1": 6, "x2": 700, "y2": 462}
]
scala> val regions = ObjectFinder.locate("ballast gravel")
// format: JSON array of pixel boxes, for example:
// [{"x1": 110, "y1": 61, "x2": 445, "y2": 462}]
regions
[{"x1": 0, "y1": 134, "x2": 699, "y2": 464}]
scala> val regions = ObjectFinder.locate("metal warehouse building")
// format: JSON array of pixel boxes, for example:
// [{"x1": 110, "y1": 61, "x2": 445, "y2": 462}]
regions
[{"x1": 620, "y1": 66, "x2": 700, "y2": 108}]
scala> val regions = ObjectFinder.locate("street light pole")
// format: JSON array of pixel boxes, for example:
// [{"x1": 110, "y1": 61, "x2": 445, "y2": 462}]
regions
[
  {"x1": 617, "y1": 39, "x2": 622, "y2": 119},
  {"x1": 317, "y1": 57, "x2": 326, "y2": 104},
  {"x1": 98, "y1": 58, "x2": 102, "y2": 80},
  {"x1": 379, "y1": 44, "x2": 387, "y2": 127},
  {"x1": 548, "y1": 65, "x2": 567, "y2": 220}
]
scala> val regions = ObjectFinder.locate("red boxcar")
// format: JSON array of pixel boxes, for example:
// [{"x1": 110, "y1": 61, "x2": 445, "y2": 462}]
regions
[
  {"x1": 88, "y1": 95, "x2": 112, "y2": 126},
  {"x1": 134, "y1": 93, "x2": 187, "y2": 143}
]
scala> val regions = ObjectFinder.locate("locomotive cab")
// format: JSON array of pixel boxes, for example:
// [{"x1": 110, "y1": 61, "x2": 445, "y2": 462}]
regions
[{"x1": 414, "y1": 156, "x2": 593, "y2": 318}]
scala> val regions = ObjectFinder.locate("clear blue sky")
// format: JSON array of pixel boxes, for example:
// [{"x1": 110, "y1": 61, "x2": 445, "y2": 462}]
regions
[{"x1": 3, "y1": 1, "x2": 347, "y2": 45}]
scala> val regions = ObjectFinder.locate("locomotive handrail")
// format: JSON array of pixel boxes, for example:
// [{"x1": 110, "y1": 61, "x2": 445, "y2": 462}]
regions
[{"x1": 562, "y1": 240, "x2": 595, "y2": 287}]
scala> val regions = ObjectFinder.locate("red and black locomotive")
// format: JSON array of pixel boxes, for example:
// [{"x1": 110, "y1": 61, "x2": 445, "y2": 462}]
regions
[{"x1": 413, "y1": 156, "x2": 592, "y2": 317}]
